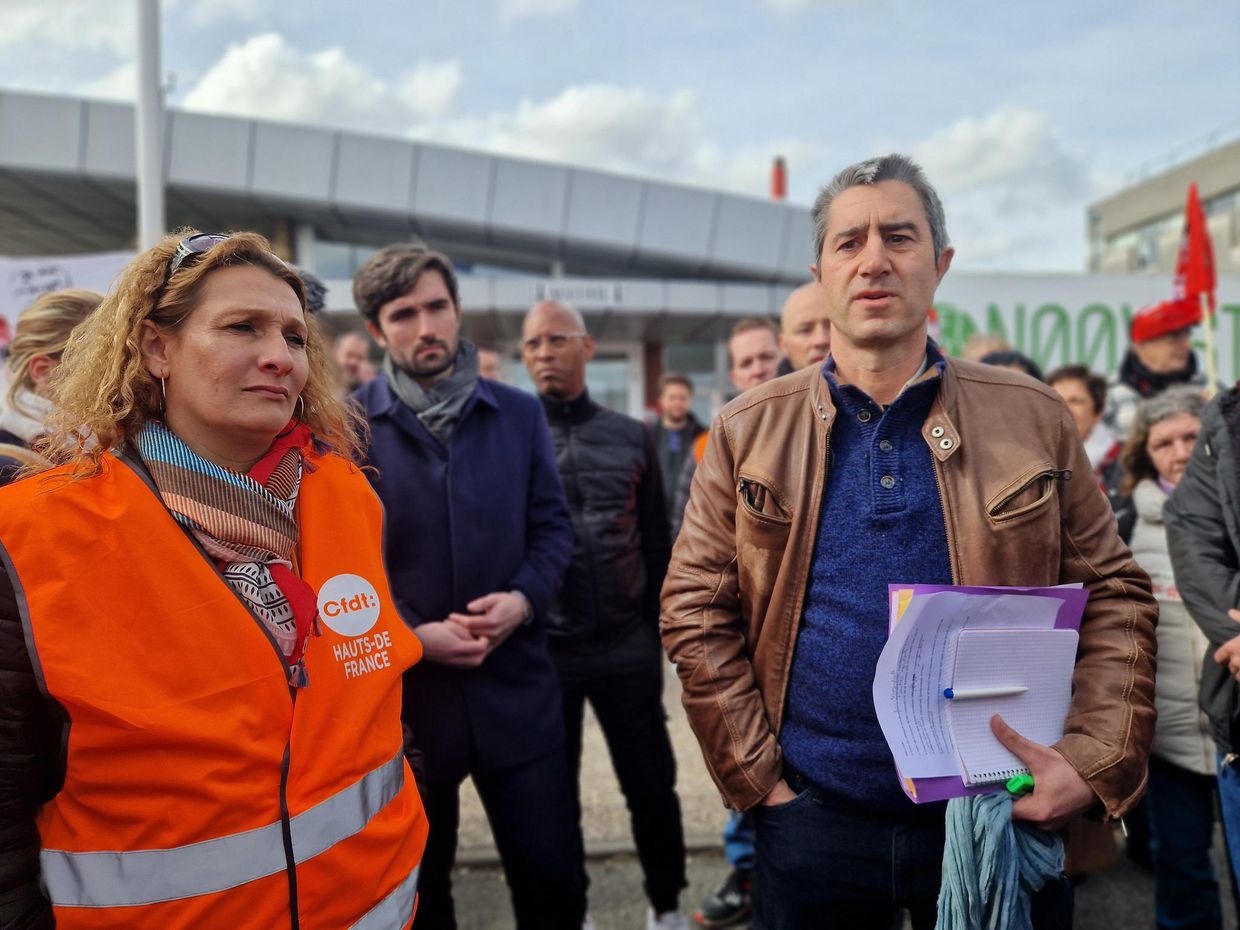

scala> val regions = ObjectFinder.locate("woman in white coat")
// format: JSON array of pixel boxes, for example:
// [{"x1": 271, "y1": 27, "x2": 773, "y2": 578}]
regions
[{"x1": 1122, "y1": 385, "x2": 1218, "y2": 930}]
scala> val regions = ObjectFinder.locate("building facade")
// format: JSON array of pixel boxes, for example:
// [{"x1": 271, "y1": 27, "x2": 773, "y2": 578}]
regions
[
  {"x1": 1088, "y1": 136, "x2": 1240, "y2": 276},
  {"x1": 4, "y1": 89, "x2": 1240, "y2": 422}
]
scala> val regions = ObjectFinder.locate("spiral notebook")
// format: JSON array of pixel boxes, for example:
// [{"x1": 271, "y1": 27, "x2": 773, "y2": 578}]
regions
[{"x1": 946, "y1": 627, "x2": 1079, "y2": 786}]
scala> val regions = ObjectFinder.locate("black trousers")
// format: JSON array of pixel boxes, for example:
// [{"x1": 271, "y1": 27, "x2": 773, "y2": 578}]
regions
[
  {"x1": 413, "y1": 748, "x2": 588, "y2": 930},
  {"x1": 753, "y1": 768, "x2": 1074, "y2": 929},
  {"x1": 555, "y1": 632, "x2": 688, "y2": 914}
]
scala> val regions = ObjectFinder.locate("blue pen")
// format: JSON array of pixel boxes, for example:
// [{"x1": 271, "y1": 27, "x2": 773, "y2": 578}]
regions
[{"x1": 943, "y1": 686, "x2": 1029, "y2": 700}]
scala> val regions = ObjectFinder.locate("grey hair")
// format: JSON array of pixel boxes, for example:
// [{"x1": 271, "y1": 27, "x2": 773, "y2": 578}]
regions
[
  {"x1": 1135, "y1": 385, "x2": 1206, "y2": 434},
  {"x1": 1120, "y1": 384, "x2": 1207, "y2": 493},
  {"x1": 810, "y1": 154, "x2": 949, "y2": 264}
]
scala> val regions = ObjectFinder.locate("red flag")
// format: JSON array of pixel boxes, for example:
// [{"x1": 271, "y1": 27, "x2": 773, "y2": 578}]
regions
[{"x1": 1173, "y1": 182, "x2": 1217, "y2": 314}]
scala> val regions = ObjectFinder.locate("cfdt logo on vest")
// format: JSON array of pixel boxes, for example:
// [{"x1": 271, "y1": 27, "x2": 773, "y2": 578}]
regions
[{"x1": 317, "y1": 574, "x2": 381, "y2": 637}]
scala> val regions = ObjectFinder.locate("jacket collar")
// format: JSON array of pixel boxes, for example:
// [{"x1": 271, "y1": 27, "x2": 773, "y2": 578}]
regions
[
  {"x1": 540, "y1": 388, "x2": 595, "y2": 424},
  {"x1": 924, "y1": 357, "x2": 964, "y2": 464},
  {"x1": 1120, "y1": 347, "x2": 1199, "y2": 399},
  {"x1": 809, "y1": 341, "x2": 962, "y2": 463}
]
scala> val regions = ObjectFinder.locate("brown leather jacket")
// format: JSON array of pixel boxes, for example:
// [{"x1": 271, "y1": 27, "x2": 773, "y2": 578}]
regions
[{"x1": 661, "y1": 357, "x2": 1157, "y2": 817}]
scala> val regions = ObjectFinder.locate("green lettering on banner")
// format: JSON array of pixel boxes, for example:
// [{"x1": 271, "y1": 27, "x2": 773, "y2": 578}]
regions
[
  {"x1": 1076, "y1": 304, "x2": 1117, "y2": 372},
  {"x1": 922, "y1": 296, "x2": 1238, "y2": 378},
  {"x1": 934, "y1": 303, "x2": 977, "y2": 356},
  {"x1": 1031, "y1": 304, "x2": 1070, "y2": 371},
  {"x1": 984, "y1": 303, "x2": 1029, "y2": 353},
  {"x1": 984, "y1": 304, "x2": 1009, "y2": 349},
  {"x1": 1225, "y1": 304, "x2": 1240, "y2": 383},
  {"x1": 932, "y1": 302, "x2": 956, "y2": 353}
]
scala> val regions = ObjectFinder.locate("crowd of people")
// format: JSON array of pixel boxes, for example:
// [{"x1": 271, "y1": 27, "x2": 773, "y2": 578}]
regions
[{"x1": 0, "y1": 152, "x2": 1233, "y2": 930}]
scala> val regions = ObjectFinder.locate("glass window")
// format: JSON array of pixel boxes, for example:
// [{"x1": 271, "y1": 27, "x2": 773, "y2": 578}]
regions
[
  {"x1": 316, "y1": 241, "x2": 353, "y2": 279},
  {"x1": 1206, "y1": 188, "x2": 1239, "y2": 216},
  {"x1": 351, "y1": 245, "x2": 378, "y2": 274}
]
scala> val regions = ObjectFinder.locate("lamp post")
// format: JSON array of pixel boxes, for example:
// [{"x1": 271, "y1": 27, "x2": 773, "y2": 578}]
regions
[{"x1": 135, "y1": 0, "x2": 165, "y2": 249}]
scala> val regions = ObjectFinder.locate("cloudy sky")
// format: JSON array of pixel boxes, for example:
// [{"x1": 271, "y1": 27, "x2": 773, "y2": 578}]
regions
[{"x1": 1, "y1": 0, "x2": 1236, "y2": 271}]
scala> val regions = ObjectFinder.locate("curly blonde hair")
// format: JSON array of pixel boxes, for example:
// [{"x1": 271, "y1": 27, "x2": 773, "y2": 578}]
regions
[{"x1": 39, "y1": 230, "x2": 364, "y2": 476}]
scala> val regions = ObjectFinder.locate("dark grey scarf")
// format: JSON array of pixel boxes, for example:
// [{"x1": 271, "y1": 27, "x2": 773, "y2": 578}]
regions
[{"x1": 384, "y1": 339, "x2": 479, "y2": 445}]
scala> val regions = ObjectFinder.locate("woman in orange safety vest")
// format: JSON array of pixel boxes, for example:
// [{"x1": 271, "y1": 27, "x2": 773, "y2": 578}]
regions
[{"x1": 0, "y1": 231, "x2": 427, "y2": 930}]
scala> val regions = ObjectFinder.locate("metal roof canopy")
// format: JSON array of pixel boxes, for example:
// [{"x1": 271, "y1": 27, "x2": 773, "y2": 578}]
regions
[{"x1": 0, "y1": 89, "x2": 813, "y2": 283}]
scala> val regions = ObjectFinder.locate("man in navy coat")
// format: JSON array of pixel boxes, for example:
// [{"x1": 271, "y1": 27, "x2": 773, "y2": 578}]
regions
[{"x1": 352, "y1": 243, "x2": 586, "y2": 930}]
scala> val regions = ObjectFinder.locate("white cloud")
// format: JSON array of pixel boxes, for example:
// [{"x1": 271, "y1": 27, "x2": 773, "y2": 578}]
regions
[
  {"x1": 897, "y1": 106, "x2": 1103, "y2": 271},
  {"x1": 398, "y1": 61, "x2": 463, "y2": 119},
  {"x1": 180, "y1": 33, "x2": 461, "y2": 131},
  {"x1": 79, "y1": 62, "x2": 137, "y2": 102},
  {"x1": 182, "y1": 34, "x2": 378, "y2": 128},
  {"x1": 418, "y1": 83, "x2": 825, "y2": 199},
  {"x1": 498, "y1": 0, "x2": 579, "y2": 22},
  {"x1": 178, "y1": 36, "x2": 816, "y2": 201},
  {"x1": 434, "y1": 85, "x2": 703, "y2": 173},
  {"x1": 943, "y1": 195, "x2": 1088, "y2": 272},
  {"x1": 0, "y1": 0, "x2": 131, "y2": 53},
  {"x1": 910, "y1": 105, "x2": 1091, "y2": 208}
]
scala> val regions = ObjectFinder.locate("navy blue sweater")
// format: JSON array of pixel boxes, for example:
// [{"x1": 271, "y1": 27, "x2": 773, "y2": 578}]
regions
[{"x1": 780, "y1": 356, "x2": 953, "y2": 813}]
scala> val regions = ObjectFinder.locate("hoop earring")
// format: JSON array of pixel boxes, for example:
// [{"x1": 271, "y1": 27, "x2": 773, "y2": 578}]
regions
[
  {"x1": 295, "y1": 395, "x2": 305, "y2": 421},
  {"x1": 158, "y1": 375, "x2": 166, "y2": 417}
]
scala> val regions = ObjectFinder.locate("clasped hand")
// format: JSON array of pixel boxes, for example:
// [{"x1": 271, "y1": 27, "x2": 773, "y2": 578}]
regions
[{"x1": 415, "y1": 592, "x2": 528, "y2": 669}]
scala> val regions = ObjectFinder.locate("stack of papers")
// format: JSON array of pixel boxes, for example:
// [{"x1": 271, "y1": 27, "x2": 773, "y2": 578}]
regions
[{"x1": 871, "y1": 584, "x2": 1087, "y2": 803}]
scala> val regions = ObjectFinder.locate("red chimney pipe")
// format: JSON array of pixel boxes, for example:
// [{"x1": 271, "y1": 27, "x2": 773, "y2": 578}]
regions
[{"x1": 771, "y1": 156, "x2": 787, "y2": 201}]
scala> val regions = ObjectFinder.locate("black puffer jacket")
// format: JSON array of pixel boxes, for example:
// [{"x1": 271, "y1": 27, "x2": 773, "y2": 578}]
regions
[
  {"x1": 1165, "y1": 388, "x2": 1240, "y2": 754},
  {"x1": 540, "y1": 391, "x2": 670, "y2": 654},
  {"x1": 0, "y1": 561, "x2": 62, "y2": 929}
]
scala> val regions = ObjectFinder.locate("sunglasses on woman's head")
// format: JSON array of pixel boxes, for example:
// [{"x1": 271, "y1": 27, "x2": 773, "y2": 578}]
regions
[{"x1": 164, "y1": 233, "x2": 231, "y2": 282}]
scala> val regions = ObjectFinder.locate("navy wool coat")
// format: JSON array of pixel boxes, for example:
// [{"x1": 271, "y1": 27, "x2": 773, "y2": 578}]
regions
[{"x1": 355, "y1": 373, "x2": 574, "y2": 782}]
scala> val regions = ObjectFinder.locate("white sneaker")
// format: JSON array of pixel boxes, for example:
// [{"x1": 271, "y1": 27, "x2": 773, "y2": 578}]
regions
[{"x1": 647, "y1": 909, "x2": 690, "y2": 930}]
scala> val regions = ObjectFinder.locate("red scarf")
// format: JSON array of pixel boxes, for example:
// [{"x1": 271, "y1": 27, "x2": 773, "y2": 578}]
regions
[{"x1": 245, "y1": 422, "x2": 320, "y2": 673}]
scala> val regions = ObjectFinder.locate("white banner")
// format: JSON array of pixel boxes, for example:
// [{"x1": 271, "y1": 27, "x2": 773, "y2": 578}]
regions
[
  {"x1": 933, "y1": 273, "x2": 1240, "y2": 381},
  {"x1": 0, "y1": 252, "x2": 133, "y2": 326}
]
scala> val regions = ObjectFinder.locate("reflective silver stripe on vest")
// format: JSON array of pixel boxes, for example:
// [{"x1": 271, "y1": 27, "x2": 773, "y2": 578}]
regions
[
  {"x1": 289, "y1": 750, "x2": 405, "y2": 863},
  {"x1": 350, "y1": 865, "x2": 420, "y2": 930},
  {"x1": 41, "y1": 749, "x2": 406, "y2": 908}
]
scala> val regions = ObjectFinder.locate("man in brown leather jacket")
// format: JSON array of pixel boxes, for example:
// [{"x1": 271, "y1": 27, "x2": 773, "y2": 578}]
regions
[{"x1": 661, "y1": 153, "x2": 1157, "y2": 930}]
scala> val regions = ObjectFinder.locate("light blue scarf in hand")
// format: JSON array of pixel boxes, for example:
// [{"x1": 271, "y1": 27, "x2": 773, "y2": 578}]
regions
[{"x1": 936, "y1": 792, "x2": 1065, "y2": 930}]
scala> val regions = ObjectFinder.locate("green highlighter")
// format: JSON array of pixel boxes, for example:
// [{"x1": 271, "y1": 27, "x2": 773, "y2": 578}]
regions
[{"x1": 1006, "y1": 773, "x2": 1035, "y2": 797}]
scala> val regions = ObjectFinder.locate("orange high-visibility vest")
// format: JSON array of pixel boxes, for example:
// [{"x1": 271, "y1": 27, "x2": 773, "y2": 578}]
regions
[
  {"x1": 693, "y1": 430, "x2": 710, "y2": 463},
  {"x1": 0, "y1": 449, "x2": 427, "y2": 930}
]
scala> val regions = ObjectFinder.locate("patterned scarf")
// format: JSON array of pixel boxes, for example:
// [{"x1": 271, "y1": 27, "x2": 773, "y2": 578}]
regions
[
  {"x1": 383, "y1": 339, "x2": 480, "y2": 445},
  {"x1": 135, "y1": 420, "x2": 320, "y2": 686}
]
